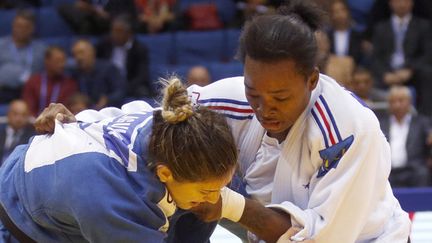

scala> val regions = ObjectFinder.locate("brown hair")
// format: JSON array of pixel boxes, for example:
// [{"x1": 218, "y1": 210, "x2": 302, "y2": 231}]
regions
[
  {"x1": 44, "y1": 46, "x2": 66, "y2": 60},
  {"x1": 149, "y1": 77, "x2": 238, "y2": 182}
]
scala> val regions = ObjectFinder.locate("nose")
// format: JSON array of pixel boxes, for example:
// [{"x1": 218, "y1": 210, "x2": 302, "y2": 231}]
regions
[
  {"x1": 256, "y1": 98, "x2": 275, "y2": 118},
  {"x1": 205, "y1": 191, "x2": 220, "y2": 204}
]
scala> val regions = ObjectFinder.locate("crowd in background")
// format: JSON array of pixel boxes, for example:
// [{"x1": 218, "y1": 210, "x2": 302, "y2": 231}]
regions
[{"x1": 0, "y1": 0, "x2": 432, "y2": 188}]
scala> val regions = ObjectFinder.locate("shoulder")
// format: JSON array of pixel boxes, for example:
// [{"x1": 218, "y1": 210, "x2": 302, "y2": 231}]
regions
[
  {"x1": 132, "y1": 39, "x2": 148, "y2": 51},
  {"x1": 413, "y1": 113, "x2": 431, "y2": 126},
  {"x1": 374, "y1": 19, "x2": 391, "y2": 31},
  {"x1": 95, "y1": 59, "x2": 115, "y2": 71},
  {"x1": 26, "y1": 74, "x2": 42, "y2": 84},
  {"x1": 0, "y1": 37, "x2": 10, "y2": 46},
  {"x1": 189, "y1": 76, "x2": 247, "y2": 103},
  {"x1": 411, "y1": 16, "x2": 430, "y2": 26},
  {"x1": 309, "y1": 75, "x2": 381, "y2": 141},
  {"x1": 31, "y1": 40, "x2": 47, "y2": 50}
]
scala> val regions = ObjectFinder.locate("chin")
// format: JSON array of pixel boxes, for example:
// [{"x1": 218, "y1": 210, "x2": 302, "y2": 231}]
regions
[{"x1": 176, "y1": 203, "x2": 191, "y2": 210}]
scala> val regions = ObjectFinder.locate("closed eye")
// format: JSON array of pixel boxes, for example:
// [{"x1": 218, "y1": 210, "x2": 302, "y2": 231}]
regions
[
  {"x1": 246, "y1": 93, "x2": 259, "y2": 99},
  {"x1": 274, "y1": 97, "x2": 289, "y2": 102}
]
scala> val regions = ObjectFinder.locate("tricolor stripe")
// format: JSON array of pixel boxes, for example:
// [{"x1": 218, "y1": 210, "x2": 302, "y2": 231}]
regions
[
  {"x1": 198, "y1": 98, "x2": 254, "y2": 120},
  {"x1": 312, "y1": 95, "x2": 342, "y2": 147}
]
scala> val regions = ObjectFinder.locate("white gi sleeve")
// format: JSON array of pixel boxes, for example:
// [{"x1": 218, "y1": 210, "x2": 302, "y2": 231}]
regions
[
  {"x1": 268, "y1": 126, "x2": 405, "y2": 242},
  {"x1": 75, "y1": 100, "x2": 154, "y2": 122},
  {"x1": 187, "y1": 78, "x2": 260, "y2": 173}
]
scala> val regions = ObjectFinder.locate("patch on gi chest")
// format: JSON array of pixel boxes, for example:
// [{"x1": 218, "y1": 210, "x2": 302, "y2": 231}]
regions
[{"x1": 317, "y1": 135, "x2": 354, "y2": 178}]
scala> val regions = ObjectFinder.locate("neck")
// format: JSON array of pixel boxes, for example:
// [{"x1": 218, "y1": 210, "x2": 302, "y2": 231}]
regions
[
  {"x1": 334, "y1": 23, "x2": 349, "y2": 31},
  {"x1": 12, "y1": 37, "x2": 30, "y2": 48},
  {"x1": 267, "y1": 129, "x2": 290, "y2": 144},
  {"x1": 395, "y1": 13, "x2": 409, "y2": 19},
  {"x1": 81, "y1": 60, "x2": 95, "y2": 72},
  {"x1": 46, "y1": 71, "x2": 62, "y2": 79},
  {"x1": 395, "y1": 114, "x2": 407, "y2": 124}
]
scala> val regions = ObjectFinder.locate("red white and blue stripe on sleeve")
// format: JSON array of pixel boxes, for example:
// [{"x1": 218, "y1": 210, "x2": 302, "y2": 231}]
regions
[
  {"x1": 197, "y1": 98, "x2": 254, "y2": 120},
  {"x1": 311, "y1": 95, "x2": 342, "y2": 148}
]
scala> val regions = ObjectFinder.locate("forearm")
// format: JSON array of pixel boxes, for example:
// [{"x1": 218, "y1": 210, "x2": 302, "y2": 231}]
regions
[{"x1": 238, "y1": 198, "x2": 291, "y2": 243}]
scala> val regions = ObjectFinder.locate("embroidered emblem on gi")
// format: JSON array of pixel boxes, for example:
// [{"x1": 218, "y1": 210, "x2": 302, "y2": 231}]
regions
[{"x1": 317, "y1": 135, "x2": 354, "y2": 178}]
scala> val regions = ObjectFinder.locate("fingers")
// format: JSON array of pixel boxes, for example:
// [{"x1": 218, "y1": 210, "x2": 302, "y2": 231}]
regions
[
  {"x1": 189, "y1": 200, "x2": 222, "y2": 222},
  {"x1": 34, "y1": 103, "x2": 77, "y2": 134}
]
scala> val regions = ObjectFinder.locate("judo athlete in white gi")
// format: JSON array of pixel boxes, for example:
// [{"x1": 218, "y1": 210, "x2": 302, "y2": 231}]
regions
[
  {"x1": 0, "y1": 78, "x2": 240, "y2": 242},
  {"x1": 187, "y1": 1, "x2": 411, "y2": 242},
  {"x1": 25, "y1": 1, "x2": 412, "y2": 242}
]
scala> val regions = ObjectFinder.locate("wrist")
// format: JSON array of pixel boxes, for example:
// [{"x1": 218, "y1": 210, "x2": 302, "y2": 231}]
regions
[{"x1": 220, "y1": 187, "x2": 245, "y2": 222}]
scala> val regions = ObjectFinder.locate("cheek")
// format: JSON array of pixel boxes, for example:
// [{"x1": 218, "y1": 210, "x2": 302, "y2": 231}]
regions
[{"x1": 245, "y1": 96, "x2": 259, "y2": 112}]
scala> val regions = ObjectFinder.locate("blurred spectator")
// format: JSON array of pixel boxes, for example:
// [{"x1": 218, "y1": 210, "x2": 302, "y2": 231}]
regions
[
  {"x1": 0, "y1": 10, "x2": 46, "y2": 104},
  {"x1": 58, "y1": 0, "x2": 137, "y2": 35},
  {"x1": 135, "y1": 0, "x2": 176, "y2": 34},
  {"x1": 186, "y1": 65, "x2": 211, "y2": 87},
  {"x1": 350, "y1": 67, "x2": 388, "y2": 113},
  {"x1": 231, "y1": 0, "x2": 276, "y2": 27},
  {"x1": 70, "y1": 39, "x2": 125, "y2": 109},
  {"x1": 327, "y1": 0, "x2": 363, "y2": 64},
  {"x1": 66, "y1": 92, "x2": 91, "y2": 115},
  {"x1": 364, "y1": 0, "x2": 432, "y2": 41},
  {"x1": 378, "y1": 86, "x2": 431, "y2": 187},
  {"x1": 22, "y1": 46, "x2": 78, "y2": 117},
  {"x1": 0, "y1": 99, "x2": 34, "y2": 165},
  {"x1": 315, "y1": 30, "x2": 355, "y2": 88},
  {"x1": 96, "y1": 15, "x2": 151, "y2": 99},
  {"x1": 371, "y1": 0, "x2": 432, "y2": 89}
]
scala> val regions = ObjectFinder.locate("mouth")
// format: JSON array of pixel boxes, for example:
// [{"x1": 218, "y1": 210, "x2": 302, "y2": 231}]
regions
[
  {"x1": 260, "y1": 119, "x2": 282, "y2": 131},
  {"x1": 190, "y1": 201, "x2": 201, "y2": 207}
]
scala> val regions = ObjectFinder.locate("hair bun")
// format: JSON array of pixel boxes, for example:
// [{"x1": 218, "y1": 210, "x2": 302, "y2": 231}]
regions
[
  {"x1": 161, "y1": 76, "x2": 194, "y2": 124},
  {"x1": 277, "y1": 0, "x2": 323, "y2": 31}
]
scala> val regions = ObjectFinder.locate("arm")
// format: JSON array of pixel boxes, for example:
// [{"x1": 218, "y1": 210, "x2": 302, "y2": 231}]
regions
[
  {"x1": 68, "y1": 155, "x2": 170, "y2": 243},
  {"x1": 405, "y1": 19, "x2": 432, "y2": 72},
  {"x1": 129, "y1": 43, "x2": 152, "y2": 97},
  {"x1": 270, "y1": 128, "x2": 406, "y2": 242},
  {"x1": 371, "y1": 23, "x2": 392, "y2": 87},
  {"x1": 104, "y1": 64, "x2": 126, "y2": 106},
  {"x1": 21, "y1": 75, "x2": 40, "y2": 117},
  {"x1": 33, "y1": 101, "x2": 153, "y2": 134},
  {"x1": 190, "y1": 188, "x2": 292, "y2": 243},
  {"x1": 240, "y1": 198, "x2": 292, "y2": 243}
]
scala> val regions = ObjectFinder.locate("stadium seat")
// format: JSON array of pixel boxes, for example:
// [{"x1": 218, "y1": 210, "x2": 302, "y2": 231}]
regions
[
  {"x1": 0, "y1": 104, "x2": 8, "y2": 117},
  {"x1": 225, "y1": 28, "x2": 241, "y2": 62},
  {"x1": 0, "y1": 10, "x2": 16, "y2": 37},
  {"x1": 40, "y1": 36, "x2": 73, "y2": 53},
  {"x1": 178, "y1": 0, "x2": 236, "y2": 24},
  {"x1": 208, "y1": 62, "x2": 243, "y2": 81},
  {"x1": 36, "y1": 7, "x2": 74, "y2": 37},
  {"x1": 150, "y1": 64, "x2": 193, "y2": 83},
  {"x1": 137, "y1": 33, "x2": 175, "y2": 65},
  {"x1": 174, "y1": 31, "x2": 224, "y2": 65}
]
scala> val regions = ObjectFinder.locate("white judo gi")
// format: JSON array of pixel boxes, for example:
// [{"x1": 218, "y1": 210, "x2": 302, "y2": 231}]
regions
[{"x1": 187, "y1": 74, "x2": 411, "y2": 243}]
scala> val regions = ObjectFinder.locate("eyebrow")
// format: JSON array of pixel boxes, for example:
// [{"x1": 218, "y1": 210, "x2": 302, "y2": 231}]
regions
[{"x1": 245, "y1": 83, "x2": 290, "y2": 94}]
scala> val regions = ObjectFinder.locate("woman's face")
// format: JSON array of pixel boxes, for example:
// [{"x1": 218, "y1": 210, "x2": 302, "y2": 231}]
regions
[
  {"x1": 157, "y1": 166, "x2": 234, "y2": 210},
  {"x1": 244, "y1": 56, "x2": 318, "y2": 141}
]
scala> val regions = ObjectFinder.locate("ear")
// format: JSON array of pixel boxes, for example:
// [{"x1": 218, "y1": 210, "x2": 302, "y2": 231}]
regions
[
  {"x1": 307, "y1": 67, "x2": 319, "y2": 91},
  {"x1": 156, "y1": 165, "x2": 174, "y2": 183}
]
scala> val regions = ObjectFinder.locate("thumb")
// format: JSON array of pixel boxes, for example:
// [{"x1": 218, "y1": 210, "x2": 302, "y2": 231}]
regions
[{"x1": 55, "y1": 113, "x2": 65, "y2": 122}]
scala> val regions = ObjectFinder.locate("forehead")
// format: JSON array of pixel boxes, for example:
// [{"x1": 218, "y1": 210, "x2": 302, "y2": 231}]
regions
[
  {"x1": 244, "y1": 57, "x2": 304, "y2": 91},
  {"x1": 196, "y1": 170, "x2": 234, "y2": 190},
  {"x1": 389, "y1": 89, "x2": 411, "y2": 100}
]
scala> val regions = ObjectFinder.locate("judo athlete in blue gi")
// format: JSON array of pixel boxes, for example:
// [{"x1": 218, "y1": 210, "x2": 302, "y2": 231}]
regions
[{"x1": 0, "y1": 77, "x2": 239, "y2": 242}]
